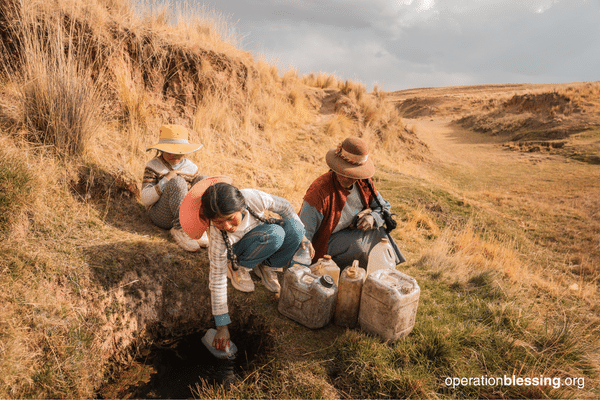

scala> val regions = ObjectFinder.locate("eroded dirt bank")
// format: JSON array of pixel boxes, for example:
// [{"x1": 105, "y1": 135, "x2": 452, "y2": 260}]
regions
[{"x1": 71, "y1": 195, "x2": 273, "y2": 395}]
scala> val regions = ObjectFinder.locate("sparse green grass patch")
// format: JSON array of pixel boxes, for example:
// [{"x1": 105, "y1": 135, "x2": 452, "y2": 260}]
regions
[
  {"x1": 0, "y1": 147, "x2": 33, "y2": 235},
  {"x1": 326, "y1": 269, "x2": 596, "y2": 399}
]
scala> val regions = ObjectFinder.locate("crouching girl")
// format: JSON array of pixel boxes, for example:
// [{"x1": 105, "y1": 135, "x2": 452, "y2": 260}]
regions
[{"x1": 179, "y1": 176, "x2": 308, "y2": 351}]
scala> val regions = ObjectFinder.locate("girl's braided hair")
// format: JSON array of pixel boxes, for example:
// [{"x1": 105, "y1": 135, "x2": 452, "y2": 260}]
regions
[{"x1": 201, "y1": 182, "x2": 283, "y2": 271}]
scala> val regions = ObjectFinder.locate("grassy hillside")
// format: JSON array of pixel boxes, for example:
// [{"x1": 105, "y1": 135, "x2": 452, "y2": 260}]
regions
[{"x1": 1, "y1": 0, "x2": 598, "y2": 398}]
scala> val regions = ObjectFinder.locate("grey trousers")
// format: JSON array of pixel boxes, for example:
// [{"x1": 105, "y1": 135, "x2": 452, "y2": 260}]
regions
[
  {"x1": 327, "y1": 226, "x2": 406, "y2": 270},
  {"x1": 148, "y1": 175, "x2": 205, "y2": 230}
]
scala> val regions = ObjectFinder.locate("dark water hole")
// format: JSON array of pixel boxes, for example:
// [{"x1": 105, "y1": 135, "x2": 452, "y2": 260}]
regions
[{"x1": 97, "y1": 328, "x2": 265, "y2": 399}]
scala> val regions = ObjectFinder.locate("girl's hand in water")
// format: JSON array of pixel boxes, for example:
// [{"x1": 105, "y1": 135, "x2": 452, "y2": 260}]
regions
[{"x1": 213, "y1": 325, "x2": 230, "y2": 351}]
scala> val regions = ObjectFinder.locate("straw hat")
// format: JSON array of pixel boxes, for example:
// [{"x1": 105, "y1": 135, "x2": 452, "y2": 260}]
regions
[
  {"x1": 326, "y1": 137, "x2": 375, "y2": 179},
  {"x1": 146, "y1": 125, "x2": 203, "y2": 155},
  {"x1": 179, "y1": 176, "x2": 233, "y2": 239}
]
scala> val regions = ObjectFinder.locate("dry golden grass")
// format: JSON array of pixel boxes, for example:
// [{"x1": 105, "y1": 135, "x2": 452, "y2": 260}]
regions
[
  {"x1": 419, "y1": 222, "x2": 540, "y2": 292},
  {"x1": 0, "y1": 131, "x2": 108, "y2": 396},
  {"x1": 0, "y1": 0, "x2": 421, "y2": 396}
]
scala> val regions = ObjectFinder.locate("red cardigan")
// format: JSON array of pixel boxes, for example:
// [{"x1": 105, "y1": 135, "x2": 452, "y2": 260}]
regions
[{"x1": 302, "y1": 171, "x2": 377, "y2": 262}]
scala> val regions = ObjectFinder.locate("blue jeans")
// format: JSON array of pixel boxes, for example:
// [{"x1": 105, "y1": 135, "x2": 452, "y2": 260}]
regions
[{"x1": 232, "y1": 218, "x2": 305, "y2": 269}]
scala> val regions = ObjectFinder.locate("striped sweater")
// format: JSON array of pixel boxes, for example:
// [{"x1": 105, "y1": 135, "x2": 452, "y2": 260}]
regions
[{"x1": 140, "y1": 156, "x2": 199, "y2": 209}]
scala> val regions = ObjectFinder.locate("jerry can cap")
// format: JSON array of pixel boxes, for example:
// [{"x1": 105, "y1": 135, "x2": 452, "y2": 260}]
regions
[
  {"x1": 320, "y1": 274, "x2": 334, "y2": 288},
  {"x1": 347, "y1": 260, "x2": 359, "y2": 278}
]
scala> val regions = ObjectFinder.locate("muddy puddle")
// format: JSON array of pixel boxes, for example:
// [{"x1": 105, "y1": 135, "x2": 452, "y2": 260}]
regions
[{"x1": 97, "y1": 329, "x2": 264, "y2": 399}]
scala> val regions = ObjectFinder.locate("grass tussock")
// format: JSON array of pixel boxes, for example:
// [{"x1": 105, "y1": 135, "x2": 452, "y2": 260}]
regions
[
  {"x1": 418, "y1": 223, "x2": 525, "y2": 288},
  {"x1": 18, "y1": 30, "x2": 103, "y2": 157},
  {"x1": 1, "y1": 0, "x2": 104, "y2": 157}
]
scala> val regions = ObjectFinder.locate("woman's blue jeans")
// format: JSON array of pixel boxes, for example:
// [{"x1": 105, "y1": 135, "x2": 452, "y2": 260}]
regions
[{"x1": 232, "y1": 218, "x2": 304, "y2": 269}]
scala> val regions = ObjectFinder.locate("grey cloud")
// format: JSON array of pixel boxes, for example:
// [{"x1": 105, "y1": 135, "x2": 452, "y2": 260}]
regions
[
  {"x1": 382, "y1": 1, "x2": 600, "y2": 79},
  {"x1": 182, "y1": 0, "x2": 599, "y2": 90},
  {"x1": 196, "y1": 0, "x2": 380, "y2": 29}
]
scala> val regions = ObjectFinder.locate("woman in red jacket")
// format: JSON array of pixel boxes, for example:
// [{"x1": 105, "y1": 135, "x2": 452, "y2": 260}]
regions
[{"x1": 299, "y1": 137, "x2": 405, "y2": 270}]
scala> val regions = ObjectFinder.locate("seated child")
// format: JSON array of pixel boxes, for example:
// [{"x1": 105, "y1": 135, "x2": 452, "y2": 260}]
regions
[{"x1": 141, "y1": 124, "x2": 207, "y2": 251}]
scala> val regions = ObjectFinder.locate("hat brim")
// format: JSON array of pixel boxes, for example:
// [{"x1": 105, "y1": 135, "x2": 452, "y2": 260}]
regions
[
  {"x1": 146, "y1": 143, "x2": 203, "y2": 155},
  {"x1": 326, "y1": 149, "x2": 375, "y2": 179},
  {"x1": 179, "y1": 175, "x2": 233, "y2": 239}
]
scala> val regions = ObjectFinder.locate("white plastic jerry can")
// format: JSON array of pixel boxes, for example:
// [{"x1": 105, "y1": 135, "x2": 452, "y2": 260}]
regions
[
  {"x1": 278, "y1": 264, "x2": 338, "y2": 329},
  {"x1": 310, "y1": 255, "x2": 340, "y2": 286},
  {"x1": 358, "y1": 268, "x2": 420, "y2": 341},
  {"x1": 334, "y1": 260, "x2": 366, "y2": 329},
  {"x1": 366, "y1": 238, "x2": 396, "y2": 277}
]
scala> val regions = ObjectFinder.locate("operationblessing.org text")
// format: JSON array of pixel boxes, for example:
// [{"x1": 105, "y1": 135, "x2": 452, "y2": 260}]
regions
[{"x1": 445, "y1": 375, "x2": 585, "y2": 390}]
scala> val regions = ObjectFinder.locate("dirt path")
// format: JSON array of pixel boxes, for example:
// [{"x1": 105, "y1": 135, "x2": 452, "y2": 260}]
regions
[
  {"x1": 402, "y1": 117, "x2": 585, "y2": 194},
  {"x1": 404, "y1": 117, "x2": 536, "y2": 171},
  {"x1": 401, "y1": 117, "x2": 514, "y2": 193}
]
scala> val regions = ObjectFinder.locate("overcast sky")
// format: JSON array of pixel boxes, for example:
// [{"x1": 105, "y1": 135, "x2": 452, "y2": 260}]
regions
[{"x1": 182, "y1": 0, "x2": 599, "y2": 91}]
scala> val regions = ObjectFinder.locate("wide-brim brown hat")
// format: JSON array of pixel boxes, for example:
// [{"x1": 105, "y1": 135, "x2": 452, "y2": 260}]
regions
[
  {"x1": 179, "y1": 176, "x2": 233, "y2": 239},
  {"x1": 326, "y1": 137, "x2": 375, "y2": 179},
  {"x1": 146, "y1": 124, "x2": 203, "y2": 155}
]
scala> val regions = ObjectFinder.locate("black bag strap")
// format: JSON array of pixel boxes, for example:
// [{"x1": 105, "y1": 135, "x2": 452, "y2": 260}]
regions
[
  {"x1": 363, "y1": 179, "x2": 397, "y2": 232},
  {"x1": 364, "y1": 178, "x2": 382, "y2": 209}
]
